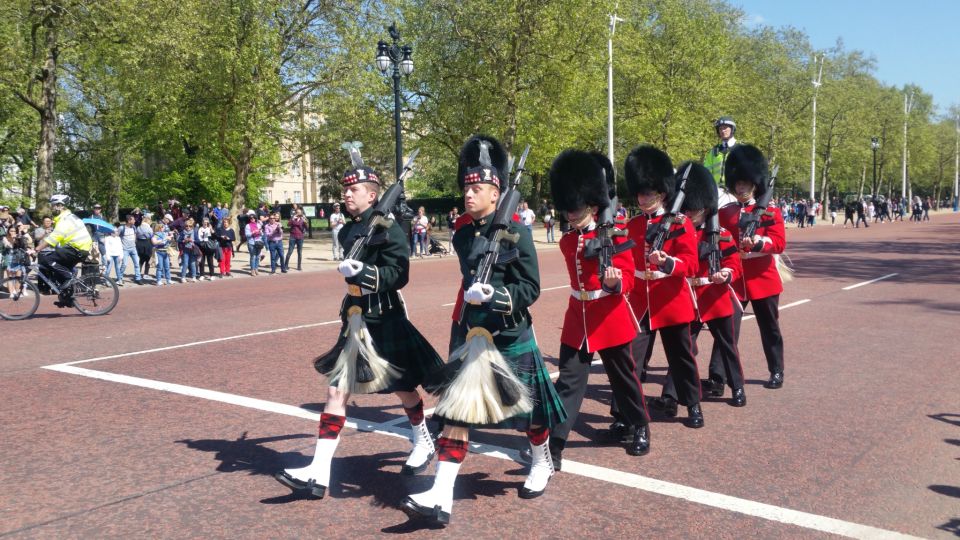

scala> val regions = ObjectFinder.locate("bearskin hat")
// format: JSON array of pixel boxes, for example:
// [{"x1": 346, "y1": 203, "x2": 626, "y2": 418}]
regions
[
  {"x1": 549, "y1": 150, "x2": 613, "y2": 213},
  {"x1": 724, "y1": 144, "x2": 769, "y2": 198},
  {"x1": 457, "y1": 135, "x2": 509, "y2": 191},
  {"x1": 676, "y1": 161, "x2": 717, "y2": 214},
  {"x1": 624, "y1": 145, "x2": 674, "y2": 199}
]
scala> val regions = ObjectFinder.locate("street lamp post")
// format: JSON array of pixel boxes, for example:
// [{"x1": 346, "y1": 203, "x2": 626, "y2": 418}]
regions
[
  {"x1": 810, "y1": 55, "x2": 824, "y2": 201},
  {"x1": 954, "y1": 114, "x2": 959, "y2": 212},
  {"x1": 871, "y1": 137, "x2": 879, "y2": 199},
  {"x1": 901, "y1": 91, "x2": 914, "y2": 202},
  {"x1": 607, "y1": 9, "x2": 623, "y2": 163},
  {"x1": 376, "y1": 23, "x2": 413, "y2": 181}
]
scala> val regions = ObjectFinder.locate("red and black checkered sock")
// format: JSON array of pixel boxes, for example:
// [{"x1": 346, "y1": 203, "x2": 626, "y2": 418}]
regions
[
  {"x1": 436, "y1": 437, "x2": 468, "y2": 463},
  {"x1": 526, "y1": 426, "x2": 549, "y2": 446},
  {"x1": 317, "y1": 413, "x2": 346, "y2": 440},
  {"x1": 403, "y1": 400, "x2": 425, "y2": 425}
]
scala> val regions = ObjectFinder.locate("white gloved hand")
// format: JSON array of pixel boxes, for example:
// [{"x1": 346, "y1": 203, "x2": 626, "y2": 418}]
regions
[
  {"x1": 337, "y1": 258, "x2": 363, "y2": 278},
  {"x1": 463, "y1": 283, "x2": 495, "y2": 304}
]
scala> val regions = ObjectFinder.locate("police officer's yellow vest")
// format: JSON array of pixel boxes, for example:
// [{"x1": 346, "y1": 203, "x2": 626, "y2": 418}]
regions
[{"x1": 47, "y1": 209, "x2": 93, "y2": 251}]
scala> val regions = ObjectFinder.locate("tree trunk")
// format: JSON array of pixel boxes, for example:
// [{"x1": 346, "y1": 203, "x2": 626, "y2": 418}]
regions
[
  {"x1": 34, "y1": 10, "x2": 60, "y2": 217},
  {"x1": 818, "y1": 158, "x2": 830, "y2": 220},
  {"x1": 228, "y1": 137, "x2": 254, "y2": 223},
  {"x1": 857, "y1": 165, "x2": 866, "y2": 199}
]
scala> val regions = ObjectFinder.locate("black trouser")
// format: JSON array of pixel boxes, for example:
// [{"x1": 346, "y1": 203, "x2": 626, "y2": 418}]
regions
[
  {"x1": 38, "y1": 247, "x2": 87, "y2": 297},
  {"x1": 710, "y1": 295, "x2": 783, "y2": 377},
  {"x1": 694, "y1": 315, "x2": 744, "y2": 390},
  {"x1": 630, "y1": 315, "x2": 700, "y2": 407},
  {"x1": 551, "y1": 341, "x2": 649, "y2": 443},
  {"x1": 136, "y1": 238, "x2": 153, "y2": 277}
]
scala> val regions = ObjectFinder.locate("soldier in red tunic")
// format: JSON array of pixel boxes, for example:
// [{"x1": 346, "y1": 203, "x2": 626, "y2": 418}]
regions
[
  {"x1": 662, "y1": 162, "x2": 747, "y2": 407},
  {"x1": 546, "y1": 150, "x2": 651, "y2": 464},
  {"x1": 623, "y1": 146, "x2": 704, "y2": 428},
  {"x1": 706, "y1": 144, "x2": 786, "y2": 390}
]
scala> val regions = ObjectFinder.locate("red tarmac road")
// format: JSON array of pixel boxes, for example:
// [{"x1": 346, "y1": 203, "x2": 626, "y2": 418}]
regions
[{"x1": 2, "y1": 214, "x2": 958, "y2": 539}]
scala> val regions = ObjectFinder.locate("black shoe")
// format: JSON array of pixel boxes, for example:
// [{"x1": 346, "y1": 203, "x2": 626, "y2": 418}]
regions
[
  {"x1": 730, "y1": 387, "x2": 747, "y2": 407},
  {"x1": 685, "y1": 404, "x2": 704, "y2": 428},
  {"x1": 401, "y1": 496, "x2": 450, "y2": 525},
  {"x1": 400, "y1": 451, "x2": 435, "y2": 476},
  {"x1": 650, "y1": 396, "x2": 678, "y2": 417},
  {"x1": 273, "y1": 470, "x2": 326, "y2": 499},
  {"x1": 134, "y1": 279, "x2": 143, "y2": 285},
  {"x1": 53, "y1": 299, "x2": 73, "y2": 309},
  {"x1": 598, "y1": 420, "x2": 632, "y2": 443},
  {"x1": 701, "y1": 378, "x2": 725, "y2": 397},
  {"x1": 626, "y1": 425, "x2": 650, "y2": 456},
  {"x1": 764, "y1": 372, "x2": 784, "y2": 389}
]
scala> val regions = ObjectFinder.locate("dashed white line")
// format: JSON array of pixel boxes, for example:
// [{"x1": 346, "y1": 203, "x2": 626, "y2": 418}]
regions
[
  {"x1": 743, "y1": 298, "x2": 810, "y2": 321},
  {"x1": 41, "y1": 363, "x2": 921, "y2": 540},
  {"x1": 842, "y1": 273, "x2": 898, "y2": 290}
]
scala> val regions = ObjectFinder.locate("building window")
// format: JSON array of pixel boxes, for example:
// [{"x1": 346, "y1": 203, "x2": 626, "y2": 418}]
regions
[{"x1": 294, "y1": 191, "x2": 302, "y2": 203}]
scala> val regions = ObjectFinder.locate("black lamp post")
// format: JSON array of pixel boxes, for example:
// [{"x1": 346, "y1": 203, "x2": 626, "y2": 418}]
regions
[
  {"x1": 376, "y1": 23, "x2": 413, "y2": 181},
  {"x1": 871, "y1": 137, "x2": 879, "y2": 198}
]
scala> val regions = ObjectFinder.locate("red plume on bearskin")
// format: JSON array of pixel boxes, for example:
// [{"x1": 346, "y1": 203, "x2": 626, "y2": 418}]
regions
[{"x1": 624, "y1": 145, "x2": 675, "y2": 199}]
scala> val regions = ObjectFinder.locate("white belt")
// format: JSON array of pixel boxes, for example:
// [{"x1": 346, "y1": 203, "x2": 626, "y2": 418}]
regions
[
  {"x1": 570, "y1": 288, "x2": 610, "y2": 301},
  {"x1": 688, "y1": 277, "x2": 712, "y2": 287},
  {"x1": 741, "y1": 252, "x2": 771, "y2": 260},
  {"x1": 634, "y1": 269, "x2": 670, "y2": 280}
]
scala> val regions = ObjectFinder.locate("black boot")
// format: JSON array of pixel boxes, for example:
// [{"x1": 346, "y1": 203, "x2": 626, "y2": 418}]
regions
[
  {"x1": 730, "y1": 387, "x2": 746, "y2": 407},
  {"x1": 626, "y1": 425, "x2": 650, "y2": 456},
  {"x1": 598, "y1": 420, "x2": 632, "y2": 443},
  {"x1": 685, "y1": 404, "x2": 704, "y2": 429},
  {"x1": 701, "y1": 377, "x2": 725, "y2": 397},
  {"x1": 764, "y1": 372, "x2": 784, "y2": 389},
  {"x1": 650, "y1": 395, "x2": 678, "y2": 417}
]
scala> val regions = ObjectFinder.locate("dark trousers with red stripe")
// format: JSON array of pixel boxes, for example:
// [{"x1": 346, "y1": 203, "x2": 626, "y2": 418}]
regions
[
  {"x1": 552, "y1": 341, "x2": 649, "y2": 443},
  {"x1": 708, "y1": 294, "x2": 783, "y2": 378},
  {"x1": 638, "y1": 319, "x2": 700, "y2": 407},
  {"x1": 693, "y1": 315, "x2": 744, "y2": 390}
]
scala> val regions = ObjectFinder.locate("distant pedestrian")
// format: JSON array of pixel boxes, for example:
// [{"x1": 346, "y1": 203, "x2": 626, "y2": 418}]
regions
[
  {"x1": 152, "y1": 223, "x2": 172, "y2": 286},
  {"x1": 217, "y1": 216, "x2": 236, "y2": 277},
  {"x1": 329, "y1": 203, "x2": 345, "y2": 260},
  {"x1": 285, "y1": 209, "x2": 307, "y2": 271},
  {"x1": 265, "y1": 212, "x2": 286, "y2": 273}
]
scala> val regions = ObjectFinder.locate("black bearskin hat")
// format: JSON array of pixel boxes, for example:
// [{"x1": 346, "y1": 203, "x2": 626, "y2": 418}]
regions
[
  {"x1": 624, "y1": 145, "x2": 674, "y2": 199},
  {"x1": 676, "y1": 161, "x2": 717, "y2": 214},
  {"x1": 549, "y1": 150, "x2": 613, "y2": 213},
  {"x1": 724, "y1": 144, "x2": 769, "y2": 198},
  {"x1": 457, "y1": 135, "x2": 509, "y2": 191}
]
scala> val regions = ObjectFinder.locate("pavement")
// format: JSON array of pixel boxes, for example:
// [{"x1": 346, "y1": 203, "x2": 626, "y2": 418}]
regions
[{"x1": 1, "y1": 210, "x2": 959, "y2": 538}]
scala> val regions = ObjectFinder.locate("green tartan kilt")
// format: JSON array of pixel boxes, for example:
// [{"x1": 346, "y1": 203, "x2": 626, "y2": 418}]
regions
[
  {"x1": 315, "y1": 312, "x2": 444, "y2": 394},
  {"x1": 434, "y1": 319, "x2": 567, "y2": 431}
]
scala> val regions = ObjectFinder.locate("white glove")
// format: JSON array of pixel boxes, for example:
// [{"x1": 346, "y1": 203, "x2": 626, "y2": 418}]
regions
[
  {"x1": 463, "y1": 283, "x2": 495, "y2": 304},
  {"x1": 337, "y1": 259, "x2": 363, "y2": 278}
]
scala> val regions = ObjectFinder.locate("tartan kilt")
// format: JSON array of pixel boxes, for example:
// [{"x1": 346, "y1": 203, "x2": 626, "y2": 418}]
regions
[
  {"x1": 433, "y1": 319, "x2": 567, "y2": 431},
  {"x1": 314, "y1": 311, "x2": 444, "y2": 394}
]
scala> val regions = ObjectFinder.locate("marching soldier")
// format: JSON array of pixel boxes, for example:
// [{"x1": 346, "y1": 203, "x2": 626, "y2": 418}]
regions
[
  {"x1": 547, "y1": 150, "x2": 651, "y2": 464},
  {"x1": 624, "y1": 146, "x2": 704, "y2": 428},
  {"x1": 707, "y1": 144, "x2": 787, "y2": 391},
  {"x1": 664, "y1": 162, "x2": 747, "y2": 407},
  {"x1": 402, "y1": 135, "x2": 566, "y2": 525},
  {"x1": 274, "y1": 153, "x2": 444, "y2": 499}
]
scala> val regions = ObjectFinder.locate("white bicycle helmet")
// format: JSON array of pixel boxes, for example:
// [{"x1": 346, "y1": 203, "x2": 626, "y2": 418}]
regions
[{"x1": 50, "y1": 194, "x2": 70, "y2": 206}]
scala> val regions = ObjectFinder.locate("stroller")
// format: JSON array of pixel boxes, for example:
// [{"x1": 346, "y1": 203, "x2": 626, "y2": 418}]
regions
[{"x1": 427, "y1": 236, "x2": 449, "y2": 257}]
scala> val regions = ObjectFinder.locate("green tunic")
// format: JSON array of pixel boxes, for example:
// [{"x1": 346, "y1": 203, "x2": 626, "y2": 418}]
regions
[{"x1": 313, "y1": 206, "x2": 443, "y2": 393}]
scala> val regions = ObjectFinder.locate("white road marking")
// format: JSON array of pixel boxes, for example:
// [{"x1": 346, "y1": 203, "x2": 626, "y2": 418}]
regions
[
  {"x1": 41, "y1": 363, "x2": 921, "y2": 540},
  {"x1": 59, "y1": 320, "x2": 343, "y2": 367},
  {"x1": 842, "y1": 273, "x2": 898, "y2": 290},
  {"x1": 742, "y1": 298, "x2": 810, "y2": 321}
]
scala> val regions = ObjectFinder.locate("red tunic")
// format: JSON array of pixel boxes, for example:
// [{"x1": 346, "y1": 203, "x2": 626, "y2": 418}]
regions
[
  {"x1": 559, "y1": 225, "x2": 638, "y2": 353},
  {"x1": 690, "y1": 227, "x2": 742, "y2": 323},
  {"x1": 718, "y1": 202, "x2": 786, "y2": 301},
  {"x1": 626, "y1": 212, "x2": 698, "y2": 330}
]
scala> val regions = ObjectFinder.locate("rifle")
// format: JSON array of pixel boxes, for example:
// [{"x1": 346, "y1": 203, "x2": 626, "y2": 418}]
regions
[
  {"x1": 459, "y1": 145, "x2": 530, "y2": 319},
  {"x1": 344, "y1": 148, "x2": 420, "y2": 261},
  {"x1": 738, "y1": 164, "x2": 779, "y2": 247},
  {"x1": 589, "y1": 170, "x2": 634, "y2": 281},
  {"x1": 645, "y1": 163, "x2": 692, "y2": 252},
  {"x1": 704, "y1": 211, "x2": 722, "y2": 275}
]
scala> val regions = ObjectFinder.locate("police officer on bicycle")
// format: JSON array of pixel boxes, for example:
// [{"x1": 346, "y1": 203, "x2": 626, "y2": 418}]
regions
[{"x1": 30, "y1": 195, "x2": 92, "y2": 308}]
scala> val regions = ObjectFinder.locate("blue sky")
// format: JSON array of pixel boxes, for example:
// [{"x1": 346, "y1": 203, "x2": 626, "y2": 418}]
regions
[{"x1": 732, "y1": 0, "x2": 959, "y2": 113}]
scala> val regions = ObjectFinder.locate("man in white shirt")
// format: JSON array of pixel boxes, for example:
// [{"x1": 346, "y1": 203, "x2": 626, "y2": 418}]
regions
[
  {"x1": 519, "y1": 201, "x2": 536, "y2": 236},
  {"x1": 330, "y1": 203, "x2": 346, "y2": 260}
]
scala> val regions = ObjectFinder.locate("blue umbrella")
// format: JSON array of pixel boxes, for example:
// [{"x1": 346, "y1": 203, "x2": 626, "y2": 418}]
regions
[{"x1": 82, "y1": 217, "x2": 115, "y2": 235}]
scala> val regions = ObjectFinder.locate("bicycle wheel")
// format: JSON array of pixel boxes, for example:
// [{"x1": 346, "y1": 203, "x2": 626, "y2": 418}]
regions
[
  {"x1": 0, "y1": 277, "x2": 41, "y2": 320},
  {"x1": 72, "y1": 275, "x2": 119, "y2": 316}
]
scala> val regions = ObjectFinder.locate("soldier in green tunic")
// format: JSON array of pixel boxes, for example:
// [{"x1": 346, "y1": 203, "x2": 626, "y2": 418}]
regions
[
  {"x1": 274, "y1": 154, "x2": 444, "y2": 500},
  {"x1": 402, "y1": 135, "x2": 566, "y2": 525}
]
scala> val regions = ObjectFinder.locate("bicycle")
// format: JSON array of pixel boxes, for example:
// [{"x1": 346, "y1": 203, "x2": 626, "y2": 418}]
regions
[{"x1": 0, "y1": 249, "x2": 119, "y2": 320}]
